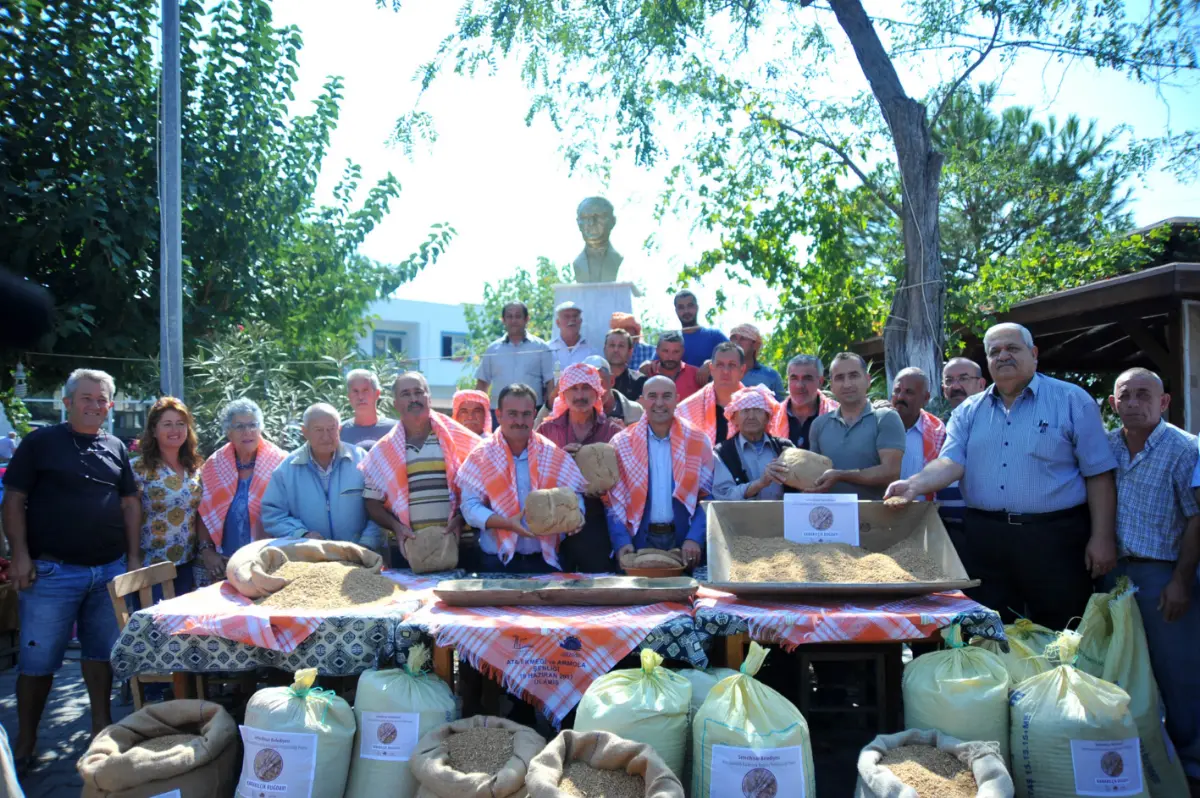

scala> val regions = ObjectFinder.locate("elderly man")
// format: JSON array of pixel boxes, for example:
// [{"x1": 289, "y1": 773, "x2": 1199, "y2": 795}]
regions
[
  {"x1": 537, "y1": 363, "x2": 624, "y2": 450},
  {"x1": 549, "y1": 301, "x2": 596, "y2": 372},
  {"x1": 885, "y1": 323, "x2": 1118, "y2": 630},
  {"x1": 451, "y1": 389, "x2": 491, "y2": 436},
  {"x1": 476, "y1": 301, "x2": 556, "y2": 412},
  {"x1": 610, "y1": 312, "x2": 656, "y2": 373},
  {"x1": 603, "y1": 328, "x2": 647, "y2": 401},
  {"x1": 340, "y1": 368, "x2": 396, "y2": 449},
  {"x1": 2, "y1": 369, "x2": 141, "y2": 769},
  {"x1": 937, "y1": 357, "x2": 988, "y2": 530},
  {"x1": 678, "y1": 342, "x2": 786, "y2": 446},
  {"x1": 730, "y1": 324, "x2": 784, "y2": 400},
  {"x1": 262, "y1": 403, "x2": 382, "y2": 547},
  {"x1": 891, "y1": 367, "x2": 946, "y2": 500},
  {"x1": 713, "y1": 387, "x2": 795, "y2": 501},
  {"x1": 1106, "y1": 369, "x2": 1200, "y2": 781},
  {"x1": 586, "y1": 355, "x2": 644, "y2": 427},
  {"x1": 362, "y1": 372, "x2": 480, "y2": 567},
  {"x1": 608, "y1": 376, "x2": 713, "y2": 568},
  {"x1": 808, "y1": 353, "x2": 905, "y2": 499},
  {"x1": 774, "y1": 354, "x2": 838, "y2": 449},
  {"x1": 457, "y1": 384, "x2": 587, "y2": 573}
]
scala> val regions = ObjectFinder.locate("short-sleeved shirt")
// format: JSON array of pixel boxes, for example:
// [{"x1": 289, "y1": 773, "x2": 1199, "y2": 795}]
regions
[
  {"x1": 536, "y1": 412, "x2": 623, "y2": 448},
  {"x1": 363, "y1": 436, "x2": 452, "y2": 533},
  {"x1": 809, "y1": 406, "x2": 906, "y2": 499},
  {"x1": 548, "y1": 335, "x2": 597, "y2": 372},
  {"x1": 940, "y1": 373, "x2": 1117, "y2": 514},
  {"x1": 681, "y1": 327, "x2": 729, "y2": 367},
  {"x1": 475, "y1": 333, "x2": 556, "y2": 406},
  {"x1": 2, "y1": 423, "x2": 138, "y2": 565},
  {"x1": 742, "y1": 363, "x2": 785, "y2": 400},
  {"x1": 340, "y1": 417, "x2": 397, "y2": 449},
  {"x1": 630, "y1": 342, "x2": 657, "y2": 372},
  {"x1": 786, "y1": 400, "x2": 821, "y2": 450},
  {"x1": 666, "y1": 363, "x2": 704, "y2": 401},
  {"x1": 1111, "y1": 421, "x2": 1198, "y2": 561},
  {"x1": 132, "y1": 458, "x2": 202, "y2": 566},
  {"x1": 613, "y1": 368, "x2": 647, "y2": 401}
]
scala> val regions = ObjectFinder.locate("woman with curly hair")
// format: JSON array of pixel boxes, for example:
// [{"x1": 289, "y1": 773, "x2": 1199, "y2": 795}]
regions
[{"x1": 131, "y1": 396, "x2": 203, "y2": 600}]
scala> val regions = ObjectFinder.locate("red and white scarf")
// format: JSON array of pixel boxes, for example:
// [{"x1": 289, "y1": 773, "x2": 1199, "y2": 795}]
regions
[
  {"x1": 609, "y1": 417, "x2": 713, "y2": 535},
  {"x1": 677, "y1": 382, "x2": 788, "y2": 444},
  {"x1": 198, "y1": 440, "x2": 286, "y2": 547},
  {"x1": 916, "y1": 409, "x2": 947, "y2": 501}
]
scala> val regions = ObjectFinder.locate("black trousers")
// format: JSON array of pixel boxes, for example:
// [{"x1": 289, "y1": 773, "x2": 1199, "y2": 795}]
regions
[
  {"x1": 558, "y1": 497, "x2": 614, "y2": 573},
  {"x1": 955, "y1": 508, "x2": 1094, "y2": 631}
]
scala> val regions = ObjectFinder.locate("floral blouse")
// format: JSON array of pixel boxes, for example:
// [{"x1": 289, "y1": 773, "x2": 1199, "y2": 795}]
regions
[{"x1": 132, "y1": 457, "x2": 202, "y2": 566}]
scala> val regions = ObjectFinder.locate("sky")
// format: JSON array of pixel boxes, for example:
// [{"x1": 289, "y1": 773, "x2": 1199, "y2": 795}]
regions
[{"x1": 269, "y1": 0, "x2": 1199, "y2": 333}]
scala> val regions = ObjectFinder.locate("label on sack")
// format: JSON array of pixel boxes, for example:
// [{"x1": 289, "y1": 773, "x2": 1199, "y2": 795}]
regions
[
  {"x1": 1070, "y1": 738, "x2": 1143, "y2": 796},
  {"x1": 709, "y1": 744, "x2": 806, "y2": 797},
  {"x1": 238, "y1": 725, "x2": 318, "y2": 797},
  {"x1": 358, "y1": 711, "x2": 420, "y2": 761}
]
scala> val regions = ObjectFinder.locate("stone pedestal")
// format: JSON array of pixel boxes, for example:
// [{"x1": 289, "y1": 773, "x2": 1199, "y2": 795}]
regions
[{"x1": 553, "y1": 282, "x2": 642, "y2": 353}]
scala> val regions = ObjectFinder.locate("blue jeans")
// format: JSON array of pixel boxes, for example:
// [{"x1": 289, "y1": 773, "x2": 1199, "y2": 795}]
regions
[
  {"x1": 1105, "y1": 560, "x2": 1200, "y2": 778},
  {"x1": 18, "y1": 558, "x2": 125, "y2": 676}
]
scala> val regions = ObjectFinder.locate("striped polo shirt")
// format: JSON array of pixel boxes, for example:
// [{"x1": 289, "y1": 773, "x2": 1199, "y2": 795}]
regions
[{"x1": 404, "y1": 437, "x2": 452, "y2": 532}]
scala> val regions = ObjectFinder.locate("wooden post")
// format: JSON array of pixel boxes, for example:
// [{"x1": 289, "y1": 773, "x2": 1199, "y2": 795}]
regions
[
  {"x1": 173, "y1": 671, "x2": 196, "y2": 700},
  {"x1": 432, "y1": 644, "x2": 454, "y2": 689}
]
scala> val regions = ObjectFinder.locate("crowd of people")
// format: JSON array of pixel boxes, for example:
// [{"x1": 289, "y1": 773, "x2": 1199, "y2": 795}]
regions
[{"x1": 1, "y1": 291, "x2": 1198, "y2": 782}]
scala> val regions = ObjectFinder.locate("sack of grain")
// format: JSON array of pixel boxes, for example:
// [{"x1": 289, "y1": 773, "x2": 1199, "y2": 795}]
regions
[
  {"x1": 524, "y1": 487, "x2": 584, "y2": 536},
  {"x1": 575, "y1": 443, "x2": 620, "y2": 495},
  {"x1": 1009, "y1": 665, "x2": 1147, "y2": 798},
  {"x1": 403, "y1": 526, "x2": 458, "y2": 574},
  {"x1": 78, "y1": 700, "x2": 239, "y2": 798},
  {"x1": 1073, "y1": 577, "x2": 1189, "y2": 797},
  {"x1": 903, "y1": 626, "x2": 1011, "y2": 762},
  {"x1": 344, "y1": 646, "x2": 458, "y2": 798},
  {"x1": 526, "y1": 730, "x2": 685, "y2": 798},
  {"x1": 778, "y1": 448, "x2": 833, "y2": 491},
  {"x1": 691, "y1": 642, "x2": 816, "y2": 798},
  {"x1": 676, "y1": 668, "x2": 738, "y2": 790},
  {"x1": 227, "y1": 538, "x2": 383, "y2": 599},
  {"x1": 971, "y1": 619, "x2": 1056, "y2": 685},
  {"x1": 410, "y1": 716, "x2": 546, "y2": 798},
  {"x1": 854, "y1": 729, "x2": 1013, "y2": 798},
  {"x1": 574, "y1": 649, "x2": 691, "y2": 780},
  {"x1": 236, "y1": 669, "x2": 356, "y2": 798}
]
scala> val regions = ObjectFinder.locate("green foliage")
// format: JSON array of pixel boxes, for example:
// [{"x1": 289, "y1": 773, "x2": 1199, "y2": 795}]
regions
[{"x1": 0, "y1": 378, "x2": 34, "y2": 436}]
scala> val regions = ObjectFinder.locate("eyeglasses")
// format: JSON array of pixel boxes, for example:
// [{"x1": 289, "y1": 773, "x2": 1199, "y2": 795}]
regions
[
  {"x1": 942, "y1": 376, "x2": 979, "y2": 386},
  {"x1": 231, "y1": 421, "x2": 260, "y2": 432}
]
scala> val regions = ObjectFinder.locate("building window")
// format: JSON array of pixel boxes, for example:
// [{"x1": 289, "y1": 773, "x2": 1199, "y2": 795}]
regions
[
  {"x1": 441, "y1": 332, "x2": 468, "y2": 361},
  {"x1": 374, "y1": 330, "x2": 407, "y2": 358}
]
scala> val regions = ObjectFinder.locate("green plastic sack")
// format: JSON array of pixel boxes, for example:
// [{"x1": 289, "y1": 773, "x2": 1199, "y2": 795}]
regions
[
  {"x1": 904, "y1": 626, "x2": 1012, "y2": 762},
  {"x1": 676, "y1": 668, "x2": 738, "y2": 790},
  {"x1": 972, "y1": 619, "x2": 1057, "y2": 686},
  {"x1": 344, "y1": 645, "x2": 459, "y2": 798},
  {"x1": 1074, "y1": 577, "x2": 1189, "y2": 797},
  {"x1": 574, "y1": 648, "x2": 691, "y2": 780},
  {"x1": 691, "y1": 642, "x2": 816, "y2": 798},
  {"x1": 1009, "y1": 665, "x2": 1147, "y2": 798}
]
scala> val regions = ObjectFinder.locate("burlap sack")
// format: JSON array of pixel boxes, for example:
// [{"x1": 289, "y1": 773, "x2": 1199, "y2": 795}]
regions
[
  {"x1": 575, "y1": 444, "x2": 620, "y2": 496},
  {"x1": 619, "y1": 549, "x2": 685, "y2": 570},
  {"x1": 226, "y1": 538, "x2": 383, "y2": 598},
  {"x1": 411, "y1": 716, "x2": 546, "y2": 798},
  {"x1": 778, "y1": 448, "x2": 833, "y2": 490},
  {"x1": 78, "y1": 700, "x2": 239, "y2": 798},
  {"x1": 526, "y1": 730, "x2": 685, "y2": 798},
  {"x1": 525, "y1": 488, "x2": 584, "y2": 536},
  {"x1": 854, "y1": 729, "x2": 1013, "y2": 798},
  {"x1": 404, "y1": 526, "x2": 459, "y2": 574}
]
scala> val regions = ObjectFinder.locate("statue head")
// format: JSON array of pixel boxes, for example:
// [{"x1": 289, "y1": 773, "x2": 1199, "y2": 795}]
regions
[{"x1": 576, "y1": 196, "x2": 616, "y2": 248}]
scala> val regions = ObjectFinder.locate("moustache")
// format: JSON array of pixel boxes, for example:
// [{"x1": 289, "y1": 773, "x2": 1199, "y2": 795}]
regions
[
  {"x1": 949, "y1": 388, "x2": 965, "y2": 398},
  {"x1": 895, "y1": 400, "x2": 908, "y2": 408},
  {"x1": 406, "y1": 401, "x2": 425, "y2": 411}
]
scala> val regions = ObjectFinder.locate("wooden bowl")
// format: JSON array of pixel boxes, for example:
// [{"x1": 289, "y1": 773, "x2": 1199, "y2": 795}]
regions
[{"x1": 621, "y1": 565, "x2": 689, "y2": 578}]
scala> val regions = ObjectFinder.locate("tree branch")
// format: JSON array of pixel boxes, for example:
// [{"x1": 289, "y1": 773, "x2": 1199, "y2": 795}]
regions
[{"x1": 931, "y1": 12, "x2": 1001, "y2": 129}]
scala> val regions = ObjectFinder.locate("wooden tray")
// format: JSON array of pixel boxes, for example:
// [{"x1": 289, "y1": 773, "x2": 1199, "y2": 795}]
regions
[
  {"x1": 434, "y1": 576, "x2": 699, "y2": 607},
  {"x1": 622, "y1": 565, "x2": 689, "y2": 578}
]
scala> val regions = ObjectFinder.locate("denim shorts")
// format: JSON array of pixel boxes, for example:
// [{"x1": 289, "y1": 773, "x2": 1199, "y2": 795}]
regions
[{"x1": 18, "y1": 557, "x2": 125, "y2": 676}]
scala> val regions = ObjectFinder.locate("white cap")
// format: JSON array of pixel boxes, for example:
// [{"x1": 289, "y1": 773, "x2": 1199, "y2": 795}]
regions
[{"x1": 555, "y1": 300, "x2": 582, "y2": 315}]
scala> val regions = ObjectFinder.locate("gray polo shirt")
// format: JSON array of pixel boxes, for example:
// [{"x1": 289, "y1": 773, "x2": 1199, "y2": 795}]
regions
[
  {"x1": 475, "y1": 333, "x2": 556, "y2": 407},
  {"x1": 809, "y1": 405, "x2": 906, "y2": 499}
]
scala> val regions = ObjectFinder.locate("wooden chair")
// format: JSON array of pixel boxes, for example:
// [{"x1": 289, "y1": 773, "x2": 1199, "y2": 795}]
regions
[{"x1": 107, "y1": 562, "x2": 194, "y2": 709}]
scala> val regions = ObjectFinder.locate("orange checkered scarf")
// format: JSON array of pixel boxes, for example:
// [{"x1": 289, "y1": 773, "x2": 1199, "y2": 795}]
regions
[
  {"x1": 198, "y1": 440, "x2": 286, "y2": 547},
  {"x1": 677, "y1": 382, "x2": 788, "y2": 444},
  {"x1": 771, "y1": 392, "x2": 838, "y2": 433},
  {"x1": 452, "y1": 389, "x2": 492, "y2": 434},
  {"x1": 609, "y1": 416, "x2": 714, "y2": 534},
  {"x1": 917, "y1": 409, "x2": 946, "y2": 501},
  {"x1": 548, "y1": 363, "x2": 605, "y2": 420},
  {"x1": 359, "y1": 413, "x2": 480, "y2": 527},
  {"x1": 455, "y1": 430, "x2": 587, "y2": 568}
]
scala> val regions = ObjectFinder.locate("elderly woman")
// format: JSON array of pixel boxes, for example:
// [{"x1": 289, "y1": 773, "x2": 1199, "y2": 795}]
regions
[
  {"x1": 194, "y1": 398, "x2": 286, "y2": 585},
  {"x1": 131, "y1": 396, "x2": 203, "y2": 599}
]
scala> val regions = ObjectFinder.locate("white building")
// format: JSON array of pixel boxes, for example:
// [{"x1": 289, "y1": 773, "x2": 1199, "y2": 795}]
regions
[{"x1": 358, "y1": 298, "x2": 477, "y2": 407}]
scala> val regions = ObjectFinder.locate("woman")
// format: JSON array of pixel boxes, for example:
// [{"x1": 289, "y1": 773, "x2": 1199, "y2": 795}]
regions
[{"x1": 195, "y1": 398, "x2": 286, "y2": 586}]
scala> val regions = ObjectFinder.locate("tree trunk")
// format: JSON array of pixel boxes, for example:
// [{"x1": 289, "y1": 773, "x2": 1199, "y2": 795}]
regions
[{"x1": 828, "y1": 0, "x2": 946, "y2": 396}]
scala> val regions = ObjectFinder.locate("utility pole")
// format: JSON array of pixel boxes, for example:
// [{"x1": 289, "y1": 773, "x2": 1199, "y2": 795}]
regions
[{"x1": 160, "y1": 0, "x2": 184, "y2": 399}]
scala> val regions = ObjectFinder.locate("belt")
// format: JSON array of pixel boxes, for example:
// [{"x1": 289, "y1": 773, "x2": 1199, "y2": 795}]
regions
[
  {"x1": 967, "y1": 505, "x2": 1087, "y2": 525},
  {"x1": 36, "y1": 554, "x2": 64, "y2": 564},
  {"x1": 1123, "y1": 555, "x2": 1173, "y2": 564},
  {"x1": 647, "y1": 523, "x2": 675, "y2": 534}
]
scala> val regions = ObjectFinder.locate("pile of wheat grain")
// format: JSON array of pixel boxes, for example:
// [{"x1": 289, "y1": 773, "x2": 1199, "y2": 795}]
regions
[
  {"x1": 131, "y1": 734, "x2": 201, "y2": 753},
  {"x1": 879, "y1": 745, "x2": 976, "y2": 798},
  {"x1": 445, "y1": 727, "x2": 515, "y2": 775},
  {"x1": 727, "y1": 537, "x2": 943, "y2": 583},
  {"x1": 256, "y1": 561, "x2": 402, "y2": 610},
  {"x1": 558, "y1": 761, "x2": 645, "y2": 798}
]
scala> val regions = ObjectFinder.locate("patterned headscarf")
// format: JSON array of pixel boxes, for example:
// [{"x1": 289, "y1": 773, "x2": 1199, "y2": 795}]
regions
[
  {"x1": 723, "y1": 385, "x2": 779, "y2": 421},
  {"x1": 729, "y1": 323, "x2": 763, "y2": 345},
  {"x1": 549, "y1": 363, "x2": 605, "y2": 419},
  {"x1": 452, "y1": 389, "x2": 492, "y2": 434}
]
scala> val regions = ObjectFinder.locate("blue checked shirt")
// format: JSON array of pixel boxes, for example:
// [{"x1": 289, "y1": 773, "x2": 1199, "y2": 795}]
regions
[
  {"x1": 940, "y1": 373, "x2": 1116, "y2": 514},
  {"x1": 631, "y1": 342, "x2": 657, "y2": 371},
  {"x1": 1111, "y1": 421, "x2": 1199, "y2": 561}
]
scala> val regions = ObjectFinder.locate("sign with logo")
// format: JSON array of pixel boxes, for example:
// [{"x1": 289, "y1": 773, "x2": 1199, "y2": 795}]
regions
[
  {"x1": 783, "y1": 493, "x2": 860, "y2": 546},
  {"x1": 238, "y1": 726, "x2": 318, "y2": 797},
  {"x1": 708, "y1": 744, "x2": 806, "y2": 798},
  {"x1": 358, "y1": 712, "x2": 420, "y2": 762},
  {"x1": 1070, "y1": 738, "x2": 1143, "y2": 796}
]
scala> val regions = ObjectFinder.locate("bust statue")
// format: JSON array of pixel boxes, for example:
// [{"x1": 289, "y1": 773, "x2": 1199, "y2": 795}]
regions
[{"x1": 572, "y1": 196, "x2": 623, "y2": 283}]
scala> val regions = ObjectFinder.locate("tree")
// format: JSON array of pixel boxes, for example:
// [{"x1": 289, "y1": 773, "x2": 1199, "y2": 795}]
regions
[
  {"x1": 383, "y1": 0, "x2": 1197, "y2": 393},
  {"x1": 0, "y1": 0, "x2": 452, "y2": 391}
]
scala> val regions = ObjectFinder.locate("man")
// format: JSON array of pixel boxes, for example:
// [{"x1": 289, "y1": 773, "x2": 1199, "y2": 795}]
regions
[
  {"x1": 456, "y1": 384, "x2": 587, "y2": 573},
  {"x1": 942, "y1": 357, "x2": 988, "y2": 409},
  {"x1": 677, "y1": 341, "x2": 785, "y2": 445},
  {"x1": 548, "y1": 301, "x2": 596, "y2": 372},
  {"x1": 451, "y1": 389, "x2": 491, "y2": 436},
  {"x1": 774, "y1": 354, "x2": 839, "y2": 449},
  {"x1": 536, "y1": 363, "x2": 623, "y2": 451},
  {"x1": 610, "y1": 312, "x2": 656, "y2": 373},
  {"x1": 608, "y1": 376, "x2": 714, "y2": 567},
  {"x1": 1, "y1": 368, "x2": 141, "y2": 770},
  {"x1": 885, "y1": 323, "x2": 1118, "y2": 630},
  {"x1": 573, "y1": 196, "x2": 623, "y2": 283},
  {"x1": 475, "y1": 301, "x2": 556, "y2": 412},
  {"x1": 807, "y1": 353, "x2": 905, "y2": 499},
  {"x1": 0, "y1": 431, "x2": 18, "y2": 464},
  {"x1": 603, "y1": 328, "x2": 647, "y2": 401},
  {"x1": 712, "y1": 387, "x2": 795, "y2": 501},
  {"x1": 648, "y1": 331, "x2": 703, "y2": 401},
  {"x1": 1106, "y1": 369, "x2": 1199, "y2": 782},
  {"x1": 891, "y1": 367, "x2": 946, "y2": 501},
  {"x1": 362, "y1": 372, "x2": 479, "y2": 568},
  {"x1": 671, "y1": 289, "x2": 728, "y2": 368},
  {"x1": 262, "y1": 403, "x2": 382, "y2": 547},
  {"x1": 730, "y1": 323, "x2": 784, "y2": 400},
  {"x1": 340, "y1": 368, "x2": 396, "y2": 449},
  {"x1": 586, "y1": 355, "x2": 644, "y2": 427}
]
